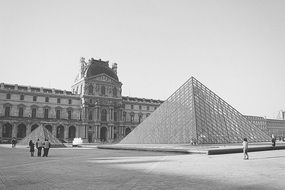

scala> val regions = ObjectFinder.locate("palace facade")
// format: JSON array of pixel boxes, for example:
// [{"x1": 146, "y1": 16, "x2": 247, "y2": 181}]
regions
[{"x1": 0, "y1": 58, "x2": 162, "y2": 143}]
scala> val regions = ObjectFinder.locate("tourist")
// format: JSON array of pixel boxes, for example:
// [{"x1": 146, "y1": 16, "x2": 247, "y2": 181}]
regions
[
  {"x1": 242, "y1": 138, "x2": 249, "y2": 160},
  {"x1": 43, "y1": 139, "x2": 51, "y2": 157},
  {"x1": 36, "y1": 138, "x2": 43, "y2": 157},
  {"x1": 11, "y1": 137, "x2": 16, "y2": 148},
  {"x1": 271, "y1": 135, "x2": 276, "y2": 149},
  {"x1": 29, "y1": 140, "x2": 35, "y2": 157}
]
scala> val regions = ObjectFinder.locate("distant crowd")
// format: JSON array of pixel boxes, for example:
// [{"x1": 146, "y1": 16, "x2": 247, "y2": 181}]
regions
[{"x1": 11, "y1": 137, "x2": 51, "y2": 157}]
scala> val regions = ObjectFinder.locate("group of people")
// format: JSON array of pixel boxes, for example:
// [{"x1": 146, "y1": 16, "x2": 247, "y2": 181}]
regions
[
  {"x1": 242, "y1": 135, "x2": 277, "y2": 160},
  {"x1": 29, "y1": 139, "x2": 51, "y2": 157}
]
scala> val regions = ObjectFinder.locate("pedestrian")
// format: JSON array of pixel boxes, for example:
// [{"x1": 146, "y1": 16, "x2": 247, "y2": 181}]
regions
[
  {"x1": 36, "y1": 138, "x2": 43, "y2": 157},
  {"x1": 242, "y1": 138, "x2": 249, "y2": 160},
  {"x1": 29, "y1": 140, "x2": 35, "y2": 157},
  {"x1": 271, "y1": 135, "x2": 276, "y2": 149},
  {"x1": 11, "y1": 137, "x2": 16, "y2": 148},
  {"x1": 43, "y1": 139, "x2": 51, "y2": 157}
]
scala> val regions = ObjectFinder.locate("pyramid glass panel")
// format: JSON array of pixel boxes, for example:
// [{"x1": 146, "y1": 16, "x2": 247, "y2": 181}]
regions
[{"x1": 120, "y1": 77, "x2": 270, "y2": 144}]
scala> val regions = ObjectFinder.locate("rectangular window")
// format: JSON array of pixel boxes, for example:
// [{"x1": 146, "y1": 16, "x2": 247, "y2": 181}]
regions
[
  {"x1": 19, "y1": 107, "x2": 24, "y2": 117},
  {"x1": 68, "y1": 110, "x2": 72, "y2": 120},
  {"x1": 123, "y1": 112, "x2": 126, "y2": 122},
  {"x1": 88, "y1": 111, "x2": 93, "y2": 120},
  {"x1": 44, "y1": 108, "x2": 49, "y2": 119},
  {"x1": 131, "y1": 105, "x2": 134, "y2": 109},
  {"x1": 33, "y1": 96, "x2": 37, "y2": 101},
  {"x1": 68, "y1": 99, "x2": 72, "y2": 104},
  {"x1": 57, "y1": 98, "x2": 61, "y2": 104},
  {"x1": 147, "y1": 106, "x2": 149, "y2": 111},
  {"x1": 139, "y1": 105, "x2": 142, "y2": 110},
  {"x1": 114, "y1": 112, "x2": 117, "y2": 121},
  {"x1": 56, "y1": 110, "x2": 60, "y2": 119},
  {"x1": 20, "y1": 94, "x2": 24, "y2": 100},
  {"x1": 31, "y1": 108, "x2": 37, "y2": 118},
  {"x1": 5, "y1": 107, "x2": 10, "y2": 117},
  {"x1": 45, "y1": 97, "x2": 49, "y2": 102},
  {"x1": 6, "y1": 93, "x2": 11, "y2": 99}
]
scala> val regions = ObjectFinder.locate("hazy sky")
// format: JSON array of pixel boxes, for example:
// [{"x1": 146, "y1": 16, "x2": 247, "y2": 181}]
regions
[{"x1": 1, "y1": 0, "x2": 285, "y2": 119}]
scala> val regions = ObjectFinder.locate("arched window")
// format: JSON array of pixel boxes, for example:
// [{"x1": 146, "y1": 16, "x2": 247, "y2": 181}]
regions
[
  {"x1": 45, "y1": 125, "x2": 52, "y2": 133},
  {"x1": 2, "y1": 123, "x2": 12, "y2": 138},
  {"x1": 88, "y1": 84, "x2": 93, "y2": 95},
  {"x1": 68, "y1": 126, "x2": 76, "y2": 139},
  {"x1": 112, "y1": 87, "x2": 117, "y2": 97},
  {"x1": 101, "y1": 109, "x2": 107, "y2": 121},
  {"x1": 56, "y1": 125, "x2": 64, "y2": 139},
  {"x1": 139, "y1": 114, "x2": 143, "y2": 123},
  {"x1": 101, "y1": 86, "x2": 105, "y2": 95},
  {"x1": 17, "y1": 124, "x2": 26, "y2": 138},
  {"x1": 125, "y1": 127, "x2": 131, "y2": 136}
]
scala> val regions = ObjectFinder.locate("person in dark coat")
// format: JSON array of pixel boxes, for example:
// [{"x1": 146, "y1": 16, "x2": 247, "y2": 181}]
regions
[
  {"x1": 29, "y1": 140, "x2": 35, "y2": 157},
  {"x1": 272, "y1": 136, "x2": 276, "y2": 149}
]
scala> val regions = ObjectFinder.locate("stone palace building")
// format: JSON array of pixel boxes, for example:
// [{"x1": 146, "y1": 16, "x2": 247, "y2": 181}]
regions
[
  {"x1": 0, "y1": 58, "x2": 163, "y2": 143},
  {"x1": 0, "y1": 57, "x2": 285, "y2": 144}
]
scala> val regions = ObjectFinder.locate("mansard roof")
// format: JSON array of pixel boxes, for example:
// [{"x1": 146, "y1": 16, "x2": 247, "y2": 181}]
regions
[{"x1": 86, "y1": 58, "x2": 119, "y2": 81}]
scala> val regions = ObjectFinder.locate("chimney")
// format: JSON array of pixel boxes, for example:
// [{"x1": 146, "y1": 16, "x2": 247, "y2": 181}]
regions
[{"x1": 112, "y1": 63, "x2": 118, "y2": 74}]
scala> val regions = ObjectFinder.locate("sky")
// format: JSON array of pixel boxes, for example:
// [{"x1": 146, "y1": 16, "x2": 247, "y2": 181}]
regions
[{"x1": 0, "y1": 0, "x2": 285, "y2": 119}]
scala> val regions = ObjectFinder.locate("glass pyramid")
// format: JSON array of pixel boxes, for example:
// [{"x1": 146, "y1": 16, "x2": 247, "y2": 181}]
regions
[{"x1": 120, "y1": 77, "x2": 271, "y2": 144}]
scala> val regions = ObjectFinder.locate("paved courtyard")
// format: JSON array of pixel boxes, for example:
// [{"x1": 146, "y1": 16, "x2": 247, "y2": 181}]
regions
[{"x1": 0, "y1": 145, "x2": 284, "y2": 190}]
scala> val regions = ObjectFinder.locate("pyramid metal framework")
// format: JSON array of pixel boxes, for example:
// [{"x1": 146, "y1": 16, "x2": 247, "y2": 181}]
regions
[
  {"x1": 120, "y1": 77, "x2": 271, "y2": 144},
  {"x1": 18, "y1": 125, "x2": 65, "y2": 147}
]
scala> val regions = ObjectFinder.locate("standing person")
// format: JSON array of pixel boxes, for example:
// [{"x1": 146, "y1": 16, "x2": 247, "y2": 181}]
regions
[
  {"x1": 242, "y1": 138, "x2": 249, "y2": 160},
  {"x1": 11, "y1": 137, "x2": 16, "y2": 148},
  {"x1": 43, "y1": 139, "x2": 51, "y2": 157},
  {"x1": 271, "y1": 135, "x2": 276, "y2": 149},
  {"x1": 36, "y1": 139, "x2": 43, "y2": 157},
  {"x1": 29, "y1": 140, "x2": 35, "y2": 157}
]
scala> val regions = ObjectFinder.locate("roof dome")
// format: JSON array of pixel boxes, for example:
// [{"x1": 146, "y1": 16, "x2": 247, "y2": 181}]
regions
[{"x1": 86, "y1": 59, "x2": 119, "y2": 81}]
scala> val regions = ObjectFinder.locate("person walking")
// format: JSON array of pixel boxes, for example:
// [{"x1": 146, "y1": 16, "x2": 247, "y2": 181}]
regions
[
  {"x1": 29, "y1": 140, "x2": 35, "y2": 157},
  {"x1": 11, "y1": 137, "x2": 16, "y2": 148},
  {"x1": 43, "y1": 139, "x2": 51, "y2": 157},
  {"x1": 242, "y1": 138, "x2": 249, "y2": 160},
  {"x1": 36, "y1": 139, "x2": 43, "y2": 157},
  {"x1": 271, "y1": 135, "x2": 276, "y2": 150}
]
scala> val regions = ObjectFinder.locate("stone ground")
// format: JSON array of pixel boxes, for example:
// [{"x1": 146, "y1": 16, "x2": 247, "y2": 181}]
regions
[{"x1": 0, "y1": 145, "x2": 285, "y2": 190}]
